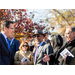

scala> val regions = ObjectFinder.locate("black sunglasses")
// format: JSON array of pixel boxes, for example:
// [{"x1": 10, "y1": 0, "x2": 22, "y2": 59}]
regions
[
  {"x1": 22, "y1": 45, "x2": 28, "y2": 47},
  {"x1": 33, "y1": 35, "x2": 41, "y2": 38}
]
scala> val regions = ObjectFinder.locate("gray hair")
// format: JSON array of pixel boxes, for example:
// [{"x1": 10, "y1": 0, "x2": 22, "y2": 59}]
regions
[{"x1": 66, "y1": 26, "x2": 75, "y2": 32}]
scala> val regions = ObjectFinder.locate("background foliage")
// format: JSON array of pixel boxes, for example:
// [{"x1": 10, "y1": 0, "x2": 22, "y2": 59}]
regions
[{"x1": 0, "y1": 9, "x2": 75, "y2": 42}]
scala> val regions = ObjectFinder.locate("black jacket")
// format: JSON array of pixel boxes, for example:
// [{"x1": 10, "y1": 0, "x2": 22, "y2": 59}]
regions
[
  {"x1": 49, "y1": 39, "x2": 75, "y2": 65},
  {"x1": 10, "y1": 38, "x2": 20, "y2": 55},
  {"x1": 0, "y1": 33, "x2": 14, "y2": 65}
]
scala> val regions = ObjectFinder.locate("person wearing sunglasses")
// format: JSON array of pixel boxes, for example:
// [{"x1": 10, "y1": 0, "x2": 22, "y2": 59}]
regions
[
  {"x1": 14, "y1": 40, "x2": 34, "y2": 65},
  {"x1": 33, "y1": 29, "x2": 53, "y2": 65}
]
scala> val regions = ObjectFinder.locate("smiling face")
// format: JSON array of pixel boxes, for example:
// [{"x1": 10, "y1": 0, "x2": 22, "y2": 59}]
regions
[
  {"x1": 65, "y1": 27, "x2": 75, "y2": 43},
  {"x1": 33, "y1": 34, "x2": 44, "y2": 44},
  {"x1": 22, "y1": 43, "x2": 28, "y2": 52}
]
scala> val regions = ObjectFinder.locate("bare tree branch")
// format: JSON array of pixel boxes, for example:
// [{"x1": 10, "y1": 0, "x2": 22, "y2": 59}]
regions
[{"x1": 53, "y1": 9, "x2": 70, "y2": 25}]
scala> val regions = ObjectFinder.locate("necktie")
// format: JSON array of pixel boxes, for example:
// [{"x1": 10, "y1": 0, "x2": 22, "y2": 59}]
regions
[
  {"x1": 7, "y1": 37, "x2": 10, "y2": 50},
  {"x1": 35, "y1": 46, "x2": 39, "y2": 61}
]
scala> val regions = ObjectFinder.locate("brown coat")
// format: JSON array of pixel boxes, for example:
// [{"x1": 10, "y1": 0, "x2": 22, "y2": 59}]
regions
[{"x1": 14, "y1": 50, "x2": 34, "y2": 65}]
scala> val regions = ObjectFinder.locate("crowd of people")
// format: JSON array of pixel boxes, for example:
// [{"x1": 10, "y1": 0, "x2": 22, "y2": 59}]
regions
[{"x1": 0, "y1": 20, "x2": 75, "y2": 65}]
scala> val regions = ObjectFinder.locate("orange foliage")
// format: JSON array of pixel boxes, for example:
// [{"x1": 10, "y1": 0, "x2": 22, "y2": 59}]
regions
[{"x1": 0, "y1": 9, "x2": 45, "y2": 41}]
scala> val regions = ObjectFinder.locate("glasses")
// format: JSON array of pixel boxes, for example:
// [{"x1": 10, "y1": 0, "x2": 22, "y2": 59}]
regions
[
  {"x1": 33, "y1": 35, "x2": 41, "y2": 38},
  {"x1": 22, "y1": 45, "x2": 28, "y2": 47}
]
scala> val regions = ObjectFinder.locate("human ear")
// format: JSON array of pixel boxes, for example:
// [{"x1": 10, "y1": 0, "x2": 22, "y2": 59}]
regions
[{"x1": 4, "y1": 27, "x2": 7, "y2": 31}]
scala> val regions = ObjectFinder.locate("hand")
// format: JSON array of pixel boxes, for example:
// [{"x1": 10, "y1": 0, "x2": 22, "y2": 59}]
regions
[
  {"x1": 63, "y1": 54, "x2": 67, "y2": 62},
  {"x1": 43, "y1": 54, "x2": 50, "y2": 62},
  {"x1": 20, "y1": 61, "x2": 27, "y2": 65}
]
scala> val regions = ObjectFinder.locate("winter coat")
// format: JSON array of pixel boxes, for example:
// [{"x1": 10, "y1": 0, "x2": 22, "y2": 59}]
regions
[
  {"x1": 49, "y1": 39, "x2": 75, "y2": 65},
  {"x1": 50, "y1": 34, "x2": 63, "y2": 53}
]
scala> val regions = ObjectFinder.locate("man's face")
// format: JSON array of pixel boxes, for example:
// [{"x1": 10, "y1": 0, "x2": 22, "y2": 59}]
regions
[
  {"x1": 33, "y1": 34, "x2": 44, "y2": 44},
  {"x1": 65, "y1": 28, "x2": 74, "y2": 42},
  {"x1": 45, "y1": 34, "x2": 49, "y2": 40},
  {"x1": 5, "y1": 23, "x2": 14, "y2": 38}
]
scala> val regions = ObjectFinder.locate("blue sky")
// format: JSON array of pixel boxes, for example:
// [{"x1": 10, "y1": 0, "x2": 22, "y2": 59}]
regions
[
  {"x1": 27, "y1": 9, "x2": 48, "y2": 24},
  {"x1": 27, "y1": 9, "x2": 58, "y2": 33}
]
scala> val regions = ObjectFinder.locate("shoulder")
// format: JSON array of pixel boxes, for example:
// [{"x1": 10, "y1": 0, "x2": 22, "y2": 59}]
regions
[
  {"x1": 14, "y1": 39, "x2": 19, "y2": 41},
  {"x1": 15, "y1": 39, "x2": 20, "y2": 43},
  {"x1": 42, "y1": 42, "x2": 49, "y2": 47},
  {"x1": 0, "y1": 33, "x2": 6, "y2": 42},
  {"x1": 44, "y1": 43, "x2": 51, "y2": 47},
  {"x1": 28, "y1": 51, "x2": 32, "y2": 54},
  {"x1": 15, "y1": 51, "x2": 20, "y2": 54},
  {"x1": 14, "y1": 39, "x2": 20, "y2": 43},
  {"x1": 42, "y1": 43, "x2": 53, "y2": 53},
  {"x1": 14, "y1": 51, "x2": 21, "y2": 57},
  {"x1": 0, "y1": 33, "x2": 3, "y2": 37},
  {"x1": 44, "y1": 43, "x2": 53, "y2": 51}
]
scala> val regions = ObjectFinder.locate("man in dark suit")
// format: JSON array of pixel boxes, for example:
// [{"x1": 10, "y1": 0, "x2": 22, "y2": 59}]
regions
[
  {"x1": 0, "y1": 20, "x2": 14, "y2": 65},
  {"x1": 33, "y1": 29, "x2": 53, "y2": 65},
  {"x1": 10, "y1": 38, "x2": 20, "y2": 56},
  {"x1": 9, "y1": 34, "x2": 20, "y2": 55}
]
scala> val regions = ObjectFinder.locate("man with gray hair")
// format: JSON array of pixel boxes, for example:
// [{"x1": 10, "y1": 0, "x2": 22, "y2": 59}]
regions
[{"x1": 43, "y1": 26, "x2": 75, "y2": 65}]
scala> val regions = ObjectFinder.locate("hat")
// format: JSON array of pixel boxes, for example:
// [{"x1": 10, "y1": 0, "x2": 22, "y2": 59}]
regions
[
  {"x1": 33, "y1": 29, "x2": 45, "y2": 36},
  {"x1": 43, "y1": 30, "x2": 49, "y2": 34}
]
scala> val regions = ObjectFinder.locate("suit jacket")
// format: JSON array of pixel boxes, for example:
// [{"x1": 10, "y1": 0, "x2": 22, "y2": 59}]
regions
[
  {"x1": 14, "y1": 50, "x2": 34, "y2": 65},
  {"x1": 0, "y1": 33, "x2": 14, "y2": 65},
  {"x1": 10, "y1": 38, "x2": 20, "y2": 55},
  {"x1": 33, "y1": 42, "x2": 53, "y2": 65}
]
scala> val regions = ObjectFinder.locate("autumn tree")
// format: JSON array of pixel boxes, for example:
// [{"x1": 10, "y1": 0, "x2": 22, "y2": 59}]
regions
[
  {"x1": 44, "y1": 9, "x2": 75, "y2": 35},
  {"x1": 0, "y1": 9, "x2": 45, "y2": 41}
]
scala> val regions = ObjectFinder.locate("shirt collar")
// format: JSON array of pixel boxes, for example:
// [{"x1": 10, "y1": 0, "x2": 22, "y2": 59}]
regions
[
  {"x1": 1, "y1": 32, "x2": 7, "y2": 42},
  {"x1": 39, "y1": 41, "x2": 44, "y2": 47}
]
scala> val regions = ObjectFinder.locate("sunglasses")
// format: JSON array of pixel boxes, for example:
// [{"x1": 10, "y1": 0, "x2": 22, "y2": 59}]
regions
[
  {"x1": 22, "y1": 45, "x2": 28, "y2": 47},
  {"x1": 33, "y1": 35, "x2": 41, "y2": 38}
]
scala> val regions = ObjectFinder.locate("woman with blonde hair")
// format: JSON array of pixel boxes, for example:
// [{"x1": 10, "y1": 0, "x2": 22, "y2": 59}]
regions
[{"x1": 14, "y1": 40, "x2": 34, "y2": 65}]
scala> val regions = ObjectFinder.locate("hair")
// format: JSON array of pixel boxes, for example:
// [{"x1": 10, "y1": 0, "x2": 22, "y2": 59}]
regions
[
  {"x1": 66, "y1": 26, "x2": 75, "y2": 33},
  {"x1": 1, "y1": 20, "x2": 14, "y2": 31},
  {"x1": 19, "y1": 40, "x2": 30, "y2": 51}
]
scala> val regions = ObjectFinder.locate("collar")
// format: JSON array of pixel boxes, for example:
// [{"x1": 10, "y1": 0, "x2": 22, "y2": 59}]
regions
[
  {"x1": 1, "y1": 32, "x2": 7, "y2": 42},
  {"x1": 39, "y1": 41, "x2": 44, "y2": 47},
  {"x1": 22, "y1": 50, "x2": 27, "y2": 54}
]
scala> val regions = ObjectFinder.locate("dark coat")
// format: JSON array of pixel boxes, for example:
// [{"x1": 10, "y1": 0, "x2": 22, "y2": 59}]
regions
[
  {"x1": 49, "y1": 39, "x2": 75, "y2": 65},
  {"x1": 10, "y1": 39, "x2": 20, "y2": 55},
  {"x1": 0, "y1": 33, "x2": 14, "y2": 65}
]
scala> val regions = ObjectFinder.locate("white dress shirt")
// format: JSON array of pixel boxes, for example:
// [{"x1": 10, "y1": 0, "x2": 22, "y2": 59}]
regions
[{"x1": 1, "y1": 32, "x2": 8, "y2": 43}]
